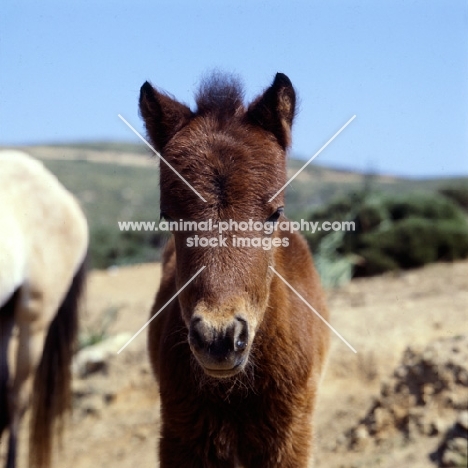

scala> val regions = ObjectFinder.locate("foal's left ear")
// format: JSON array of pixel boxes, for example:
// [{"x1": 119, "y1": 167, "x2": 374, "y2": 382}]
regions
[
  {"x1": 139, "y1": 81, "x2": 193, "y2": 152},
  {"x1": 247, "y1": 73, "x2": 296, "y2": 149}
]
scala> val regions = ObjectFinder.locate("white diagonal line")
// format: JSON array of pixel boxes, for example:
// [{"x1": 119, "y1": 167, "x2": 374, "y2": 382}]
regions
[
  {"x1": 269, "y1": 265, "x2": 357, "y2": 353},
  {"x1": 118, "y1": 114, "x2": 207, "y2": 202},
  {"x1": 268, "y1": 115, "x2": 356, "y2": 202},
  {"x1": 117, "y1": 266, "x2": 206, "y2": 354}
]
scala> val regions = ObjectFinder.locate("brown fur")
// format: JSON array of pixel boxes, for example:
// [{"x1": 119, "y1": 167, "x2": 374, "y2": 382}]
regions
[{"x1": 141, "y1": 73, "x2": 330, "y2": 467}]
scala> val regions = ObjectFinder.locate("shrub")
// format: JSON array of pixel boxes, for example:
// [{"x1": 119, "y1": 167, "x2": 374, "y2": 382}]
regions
[
  {"x1": 89, "y1": 224, "x2": 167, "y2": 269},
  {"x1": 313, "y1": 231, "x2": 354, "y2": 288},
  {"x1": 357, "y1": 218, "x2": 460, "y2": 274},
  {"x1": 438, "y1": 185, "x2": 468, "y2": 212},
  {"x1": 307, "y1": 191, "x2": 468, "y2": 278}
]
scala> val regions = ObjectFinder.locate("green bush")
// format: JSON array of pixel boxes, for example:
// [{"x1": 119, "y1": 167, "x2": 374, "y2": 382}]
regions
[
  {"x1": 307, "y1": 191, "x2": 468, "y2": 278},
  {"x1": 356, "y1": 218, "x2": 468, "y2": 274},
  {"x1": 354, "y1": 248, "x2": 399, "y2": 276},
  {"x1": 89, "y1": 224, "x2": 167, "y2": 269},
  {"x1": 385, "y1": 193, "x2": 466, "y2": 222},
  {"x1": 438, "y1": 185, "x2": 468, "y2": 212},
  {"x1": 304, "y1": 192, "x2": 365, "y2": 252},
  {"x1": 313, "y1": 231, "x2": 354, "y2": 288}
]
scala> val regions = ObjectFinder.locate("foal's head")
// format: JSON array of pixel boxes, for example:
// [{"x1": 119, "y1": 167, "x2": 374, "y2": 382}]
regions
[{"x1": 140, "y1": 73, "x2": 296, "y2": 378}]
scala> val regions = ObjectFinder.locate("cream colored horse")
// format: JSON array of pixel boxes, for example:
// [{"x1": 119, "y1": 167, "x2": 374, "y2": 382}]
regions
[{"x1": 0, "y1": 150, "x2": 88, "y2": 468}]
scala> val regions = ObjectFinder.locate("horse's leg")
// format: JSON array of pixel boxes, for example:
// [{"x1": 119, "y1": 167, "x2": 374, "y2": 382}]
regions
[
  {"x1": 7, "y1": 293, "x2": 51, "y2": 468},
  {"x1": 0, "y1": 290, "x2": 18, "y2": 439}
]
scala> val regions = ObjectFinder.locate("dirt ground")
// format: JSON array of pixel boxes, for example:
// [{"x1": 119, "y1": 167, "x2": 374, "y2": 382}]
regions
[{"x1": 2, "y1": 260, "x2": 467, "y2": 467}]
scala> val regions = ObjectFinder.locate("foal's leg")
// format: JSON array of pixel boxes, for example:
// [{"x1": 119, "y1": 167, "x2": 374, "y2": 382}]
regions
[
  {"x1": 7, "y1": 292, "x2": 53, "y2": 468},
  {"x1": 159, "y1": 434, "x2": 236, "y2": 468},
  {"x1": 240, "y1": 410, "x2": 316, "y2": 468}
]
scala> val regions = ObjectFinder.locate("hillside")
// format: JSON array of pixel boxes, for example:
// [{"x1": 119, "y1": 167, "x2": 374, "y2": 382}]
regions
[{"x1": 8, "y1": 143, "x2": 467, "y2": 221}]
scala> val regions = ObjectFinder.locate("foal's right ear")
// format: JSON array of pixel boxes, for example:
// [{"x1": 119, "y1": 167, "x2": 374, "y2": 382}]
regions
[
  {"x1": 247, "y1": 73, "x2": 296, "y2": 149},
  {"x1": 139, "y1": 81, "x2": 193, "y2": 152}
]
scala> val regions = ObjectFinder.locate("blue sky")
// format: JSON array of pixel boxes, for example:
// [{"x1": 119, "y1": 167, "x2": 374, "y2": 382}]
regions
[{"x1": 1, "y1": 0, "x2": 467, "y2": 178}]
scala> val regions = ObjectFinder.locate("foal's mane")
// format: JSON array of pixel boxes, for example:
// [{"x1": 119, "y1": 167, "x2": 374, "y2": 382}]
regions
[{"x1": 195, "y1": 73, "x2": 245, "y2": 118}]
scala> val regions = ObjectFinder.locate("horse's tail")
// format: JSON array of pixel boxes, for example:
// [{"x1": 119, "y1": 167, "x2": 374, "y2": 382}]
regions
[
  {"x1": 29, "y1": 255, "x2": 87, "y2": 468},
  {"x1": 0, "y1": 288, "x2": 19, "y2": 438}
]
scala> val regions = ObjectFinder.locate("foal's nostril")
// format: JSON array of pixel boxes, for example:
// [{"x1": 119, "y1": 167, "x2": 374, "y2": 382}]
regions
[
  {"x1": 236, "y1": 339, "x2": 247, "y2": 351},
  {"x1": 189, "y1": 318, "x2": 206, "y2": 351},
  {"x1": 234, "y1": 317, "x2": 248, "y2": 353}
]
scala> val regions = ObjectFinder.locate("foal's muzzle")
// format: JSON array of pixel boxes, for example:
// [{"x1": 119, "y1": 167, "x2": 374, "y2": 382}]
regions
[{"x1": 188, "y1": 316, "x2": 249, "y2": 378}]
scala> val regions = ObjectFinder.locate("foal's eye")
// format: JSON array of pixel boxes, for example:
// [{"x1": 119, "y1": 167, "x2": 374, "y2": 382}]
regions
[
  {"x1": 266, "y1": 207, "x2": 284, "y2": 223},
  {"x1": 160, "y1": 211, "x2": 172, "y2": 221}
]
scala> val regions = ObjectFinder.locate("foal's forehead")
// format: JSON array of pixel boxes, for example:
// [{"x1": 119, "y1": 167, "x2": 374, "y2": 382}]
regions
[
  {"x1": 160, "y1": 117, "x2": 286, "y2": 216},
  {"x1": 173, "y1": 115, "x2": 283, "y2": 166}
]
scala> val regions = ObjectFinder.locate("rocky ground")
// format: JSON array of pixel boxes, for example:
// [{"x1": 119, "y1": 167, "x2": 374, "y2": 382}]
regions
[
  {"x1": 335, "y1": 335, "x2": 468, "y2": 467},
  {"x1": 1, "y1": 261, "x2": 467, "y2": 467}
]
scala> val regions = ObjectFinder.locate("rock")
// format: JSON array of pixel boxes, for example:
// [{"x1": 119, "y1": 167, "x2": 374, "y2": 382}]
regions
[
  {"x1": 80, "y1": 394, "x2": 105, "y2": 416},
  {"x1": 426, "y1": 417, "x2": 446, "y2": 437},
  {"x1": 449, "y1": 437, "x2": 467, "y2": 454},
  {"x1": 72, "y1": 379, "x2": 92, "y2": 399},
  {"x1": 457, "y1": 369, "x2": 468, "y2": 386},
  {"x1": 73, "y1": 333, "x2": 133, "y2": 378},
  {"x1": 352, "y1": 424, "x2": 370, "y2": 450},
  {"x1": 441, "y1": 436, "x2": 468, "y2": 466},
  {"x1": 336, "y1": 335, "x2": 468, "y2": 458},
  {"x1": 71, "y1": 379, "x2": 119, "y2": 419},
  {"x1": 433, "y1": 410, "x2": 468, "y2": 466},
  {"x1": 457, "y1": 410, "x2": 468, "y2": 431},
  {"x1": 355, "y1": 424, "x2": 368, "y2": 440}
]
